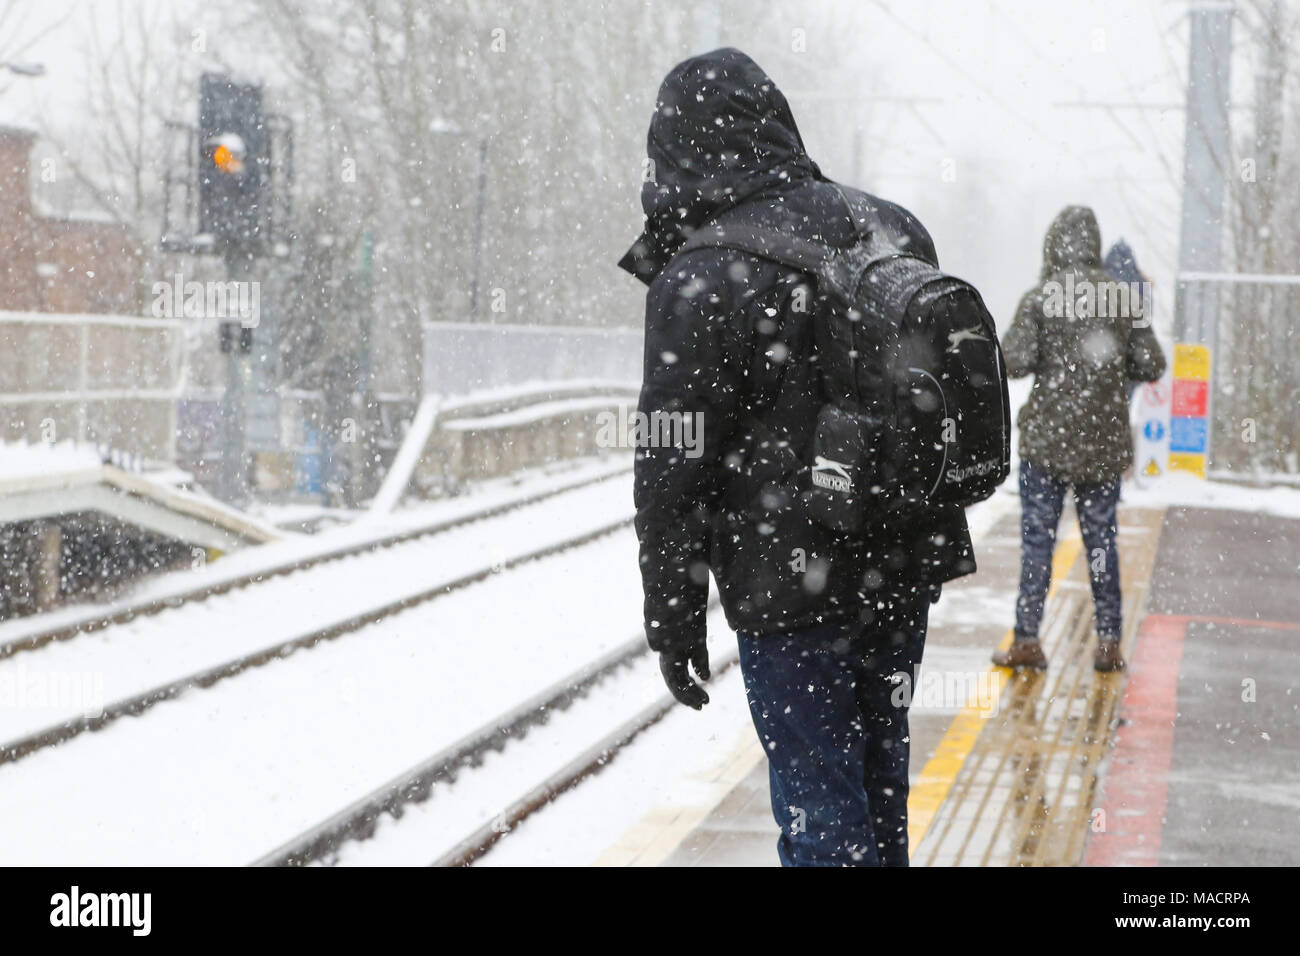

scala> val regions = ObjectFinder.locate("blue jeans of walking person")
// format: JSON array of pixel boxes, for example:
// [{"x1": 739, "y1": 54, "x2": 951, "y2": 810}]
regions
[
  {"x1": 738, "y1": 594, "x2": 928, "y2": 867},
  {"x1": 1015, "y1": 460, "x2": 1122, "y2": 642}
]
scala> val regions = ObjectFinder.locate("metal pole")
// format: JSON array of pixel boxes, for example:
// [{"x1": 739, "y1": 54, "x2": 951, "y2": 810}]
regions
[
  {"x1": 694, "y1": 0, "x2": 723, "y2": 50},
  {"x1": 468, "y1": 138, "x2": 488, "y2": 322},
  {"x1": 220, "y1": 241, "x2": 252, "y2": 503},
  {"x1": 1173, "y1": 2, "x2": 1234, "y2": 350},
  {"x1": 355, "y1": 229, "x2": 377, "y2": 502}
]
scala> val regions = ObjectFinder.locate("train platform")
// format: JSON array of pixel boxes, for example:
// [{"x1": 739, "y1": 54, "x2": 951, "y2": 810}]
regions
[
  {"x1": 0, "y1": 443, "x2": 281, "y2": 553},
  {"x1": 597, "y1": 493, "x2": 1300, "y2": 867}
]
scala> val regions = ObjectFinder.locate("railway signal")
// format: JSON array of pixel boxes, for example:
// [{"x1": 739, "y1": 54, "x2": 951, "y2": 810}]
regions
[
  {"x1": 198, "y1": 74, "x2": 270, "y2": 247},
  {"x1": 160, "y1": 73, "x2": 294, "y2": 503}
]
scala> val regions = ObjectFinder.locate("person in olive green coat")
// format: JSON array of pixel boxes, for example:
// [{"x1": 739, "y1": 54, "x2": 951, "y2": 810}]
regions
[{"x1": 994, "y1": 206, "x2": 1166, "y2": 673}]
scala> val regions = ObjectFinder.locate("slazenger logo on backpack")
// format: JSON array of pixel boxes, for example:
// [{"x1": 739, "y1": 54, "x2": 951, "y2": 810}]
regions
[
  {"x1": 946, "y1": 325, "x2": 989, "y2": 351},
  {"x1": 945, "y1": 457, "x2": 1003, "y2": 484},
  {"x1": 811, "y1": 456, "x2": 853, "y2": 493}
]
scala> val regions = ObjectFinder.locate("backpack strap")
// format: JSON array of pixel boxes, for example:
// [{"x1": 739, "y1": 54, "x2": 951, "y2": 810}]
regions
[
  {"x1": 679, "y1": 222, "x2": 871, "y2": 302},
  {"x1": 677, "y1": 222, "x2": 833, "y2": 276},
  {"x1": 679, "y1": 199, "x2": 906, "y2": 303},
  {"x1": 676, "y1": 224, "x2": 833, "y2": 450},
  {"x1": 831, "y1": 184, "x2": 894, "y2": 244}
]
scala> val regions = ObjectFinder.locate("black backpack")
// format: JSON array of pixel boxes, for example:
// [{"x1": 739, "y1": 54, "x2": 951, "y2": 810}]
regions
[{"x1": 680, "y1": 193, "x2": 1010, "y2": 533}]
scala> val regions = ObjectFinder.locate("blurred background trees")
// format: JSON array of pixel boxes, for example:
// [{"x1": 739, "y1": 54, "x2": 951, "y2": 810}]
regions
[
  {"x1": 1220, "y1": 0, "x2": 1299, "y2": 476},
  {"x1": 7, "y1": 0, "x2": 1296, "y2": 479}
]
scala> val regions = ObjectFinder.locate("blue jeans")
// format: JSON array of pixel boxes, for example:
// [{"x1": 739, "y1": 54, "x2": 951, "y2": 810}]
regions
[
  {"x1": 1015, "y1": 460, "x2": 1122, "y2": 642},
  {"x1": 738, "y1": 596, "x2": 928, "y2": 867}
]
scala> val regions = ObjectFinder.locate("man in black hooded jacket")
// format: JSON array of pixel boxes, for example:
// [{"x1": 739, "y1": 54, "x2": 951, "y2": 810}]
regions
[{"x1": 618, "y1": 48, "x2": 976, "y2": 866}]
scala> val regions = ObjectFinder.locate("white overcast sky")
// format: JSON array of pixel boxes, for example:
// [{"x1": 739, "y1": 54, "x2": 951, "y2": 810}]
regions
[{"x1": 0, "y1": 0, "x2": 1250, "y2": 331}]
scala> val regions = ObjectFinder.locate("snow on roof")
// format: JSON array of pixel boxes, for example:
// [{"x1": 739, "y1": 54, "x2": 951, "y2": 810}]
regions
[{"x1": 0, "y1": 439, "x2": 102, "y2": 484}]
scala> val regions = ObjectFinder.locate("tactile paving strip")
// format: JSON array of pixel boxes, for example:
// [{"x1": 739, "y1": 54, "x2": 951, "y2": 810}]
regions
[{"x1": 910, "y1": 507, "x2": 1165, "y2": 867}]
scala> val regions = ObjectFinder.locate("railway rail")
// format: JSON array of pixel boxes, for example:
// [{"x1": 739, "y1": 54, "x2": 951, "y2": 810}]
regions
[
  {"x1": 0, "y1": 463, "x2": 630, "y2": 660},
  {"x1": 0, "y1": 465, "x2": 633, "y2": 765}
]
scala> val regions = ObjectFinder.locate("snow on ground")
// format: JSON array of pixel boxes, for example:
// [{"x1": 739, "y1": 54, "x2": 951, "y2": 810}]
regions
[
  {"x1": 1126, "y1": 471, "x2": 1300, "y2": 519},
  {"x1": 0, "y1": 518, "x2": 647, "y2": 865},
  {"x1": 0, "y1": 453, "x2": 631, "y2": 652},
  {"x1": 333, "y1": 621, "x2": 730, "y2": 867},
  {"x1": 473, "y1": 611, "x2": 755, "y2": 868},
  {"x1": 328, "y1": 491, "x2": 1029, "y2": 866},
  {"x1": 0, "y1": 467, "x2": 634, "y2": 743},
  {"x1": 0, "y1": 452, "x2": 1022, "y2": 867}
]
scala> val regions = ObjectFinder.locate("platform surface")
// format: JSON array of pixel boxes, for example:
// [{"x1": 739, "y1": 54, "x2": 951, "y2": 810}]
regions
[{"x1": 599, "y1": 498, "x2": 1300, "y2": 867}]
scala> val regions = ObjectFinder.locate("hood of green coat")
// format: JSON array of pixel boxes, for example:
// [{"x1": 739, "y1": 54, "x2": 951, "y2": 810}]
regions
[{"x1": 1040, "y1": 205, "x2": 1101, "y2": 279}]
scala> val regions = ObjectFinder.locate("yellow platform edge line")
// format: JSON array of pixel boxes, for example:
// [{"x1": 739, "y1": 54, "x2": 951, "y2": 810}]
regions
[
  {"x1": 906, "y1": 533, "x2": 1083, "y2": 854},
  {"x1": 591, "y1": 728, "x2": 764, "y2": 867}
]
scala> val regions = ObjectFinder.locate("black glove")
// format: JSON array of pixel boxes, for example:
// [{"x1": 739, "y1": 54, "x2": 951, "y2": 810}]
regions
[
  {"x1": 929, "y1": 584, "x2": 942, "y2": 604},
  {"x1": 659, "y1": 641, "x2": 710, "y2": 710}
]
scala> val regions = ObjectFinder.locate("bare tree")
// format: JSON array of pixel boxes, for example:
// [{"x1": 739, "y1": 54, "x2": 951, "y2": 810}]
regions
[
  {"x1": 28, "y1": 1, "x2": 214, "y2": 305},
  {"x1": 0, "y1": 1, "x2": 71, "y2": 98},
  {"x1": 1218, "y1": 0, "x2": 1299, "y2": 475}
]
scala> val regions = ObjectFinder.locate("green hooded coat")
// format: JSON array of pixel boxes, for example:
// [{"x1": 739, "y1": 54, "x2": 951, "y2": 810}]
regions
[{"x1": 1002, "y1": 206, "x2": 1166, "y2": 483}]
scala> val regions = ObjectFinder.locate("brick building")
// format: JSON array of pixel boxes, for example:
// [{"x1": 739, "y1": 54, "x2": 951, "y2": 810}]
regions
[
  {"x1": 1, "y1": 124, "x2": 178, "y2": 460},
  {"x1": 0, "y1": 124, "x2": 140, "y2": 314}
]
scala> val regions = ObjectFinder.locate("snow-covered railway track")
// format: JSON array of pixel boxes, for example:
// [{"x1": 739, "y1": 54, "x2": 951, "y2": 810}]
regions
[
  {"x1": 0, "y1": 471, "x2": 634, "y2": 766},
  {"x1": 0, "y1": 464, "x2": 630, "y2": 660},
  {"x1": 0, "y1": 513, "x2": 658, "y2": 865},
  {"x1": 253, "y1": 613, "x2": 733, "y2": 868},
  {"x1": 0, "y1": 515, "x2": 631, "y2": 765},
  {"x1": 431, "y1": 649, "x2": 740, "y2": 868}
]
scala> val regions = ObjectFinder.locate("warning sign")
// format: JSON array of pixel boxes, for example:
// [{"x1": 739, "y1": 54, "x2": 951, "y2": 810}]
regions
[
  {"x1": 1169, "y1": 343, "x2": 1211, "y2": 478},
  {"x1": 1142, "y1": 382, "x2": 1169, "y2": 406},
  {"x1": 1173, "y1": 344, "x2": 1211, "y2": 381},
  {"x1": 1133, "y1": 364, "x2": 1172, "y2": 489},
  {"x1": 1169, "y1": 452, "x2": 1207, "y2": 478},
  {"x1": 1172, "y1": 379, "x2": 1208, "y2": 417},
  {"x1": 1170, "y1": 416, "x2": 1208, "y2": 453}
]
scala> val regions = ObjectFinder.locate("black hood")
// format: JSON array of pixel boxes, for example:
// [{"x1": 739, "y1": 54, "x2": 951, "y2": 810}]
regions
[{"x1": 618, "y1": 47, "x2": 823, "y2": 284}]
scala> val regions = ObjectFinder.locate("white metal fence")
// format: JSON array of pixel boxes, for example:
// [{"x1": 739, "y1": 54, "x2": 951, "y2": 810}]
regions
[
  {"x1": 0, "y1": 310, "x2": 183, "y2": 461},
  {"x1": 422, "y1": 321, "x2": 642, "y2": 397}
]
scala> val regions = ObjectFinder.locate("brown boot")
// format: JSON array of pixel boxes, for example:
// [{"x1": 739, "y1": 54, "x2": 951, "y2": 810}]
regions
[
  {"x1": 992, "y1": 639, "x2": 1048, "y2": 670},
  {"x1": 1094, "y1": 640, "x2": 1126, "y2": 672}
]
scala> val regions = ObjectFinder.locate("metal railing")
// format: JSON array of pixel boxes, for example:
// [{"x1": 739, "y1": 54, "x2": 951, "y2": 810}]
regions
[
  {"x1": 421, "y1": 321, "x2": 642, "y2": 398},
  {"x1": 0, "y1": 311, "x2": 183, "y2": 461}
]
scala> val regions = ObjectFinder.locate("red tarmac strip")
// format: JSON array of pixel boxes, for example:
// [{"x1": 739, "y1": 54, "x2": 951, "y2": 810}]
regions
[
  {"x1": 1084, "y1": 614, "x2": 1187, "y2": 867},
  {"x1": 1085, "y1": 611, "x2": 1300, "y2": 866}
]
